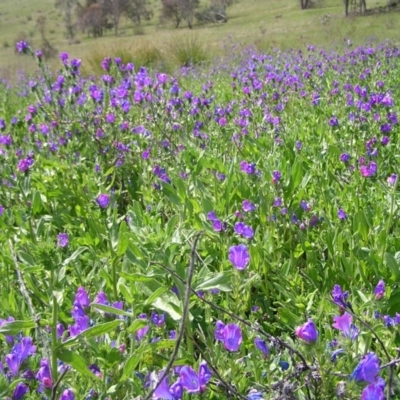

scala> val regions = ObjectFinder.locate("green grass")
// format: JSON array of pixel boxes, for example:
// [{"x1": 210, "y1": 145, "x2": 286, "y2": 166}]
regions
[{"x1": 0, "y1": 0, "x2": 399, "y2": 80}]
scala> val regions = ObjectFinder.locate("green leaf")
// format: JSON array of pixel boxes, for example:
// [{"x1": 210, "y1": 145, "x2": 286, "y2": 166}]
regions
[
  {"x1": 90, "y1": 303, "x2": 132, "y2": 317},
  {"x1": 57, "y1": 349, "x2": 100, "y2": 380},
  {"x1": 0, "y1": 320, "x2": 35, "y2": 334},
  {"x1": 18, "y1": 251, "x2": 36, "y2": 266},
  {"x1": 193, "y1": 271, "x2": 232, "y2": 292},
  {"x1": 143, "y1": 286, "x2": 169, "y2": 306},
  {"x1": 120, "y1": 351, "x2": 142, "y2": 382},
  {"x1": 62, "y1": 247, "x2": 88, "y2": 266},
  {"x1": 152, "y1": 296, "x2": 182, "y2": 321},
  {"x1": 58, "y1": 320, "x2": 122, "y2": 349},
  {"x1": 127, "y1": 319, "x2": 147, "y2": 334}
]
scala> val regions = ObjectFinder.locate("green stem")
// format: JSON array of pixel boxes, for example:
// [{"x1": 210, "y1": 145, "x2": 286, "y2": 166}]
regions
[{"x1": 50, "y1": 268, "x2": 58, "y2": 387}]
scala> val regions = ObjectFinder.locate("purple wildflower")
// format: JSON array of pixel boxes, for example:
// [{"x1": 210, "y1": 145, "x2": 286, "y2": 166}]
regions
[
  {"x1": 332, "y1": 312, "x2": 359, "y2": 340},
  {"x1": 374, "y1": 280, "x2": 385, "y2": 299},
  {"x1": 222, "y1": 323, "x2": 242, "y2": 352},
  {"x1": 97, "y1": 194, "x2": 110, "y2": 208},
  {"x1": 228, "y1": 244, "x2": 250, "y2": 270},
  {"x1": 254, "y1": 337, "x2": 269, "y2": 356},
  {"x1": 295, "y1": 319, "x2": 318, "y2": 343},
  {"x1": 57, "y1": 233, "x2": 68, "y2": 248},
  {"x1": 350, "y1": 352, "x2": 380, "y2": 383}
]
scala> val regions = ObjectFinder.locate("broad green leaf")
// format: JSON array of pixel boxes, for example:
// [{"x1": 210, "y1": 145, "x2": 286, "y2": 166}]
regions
[
  {"x1": 0, "y1": 320, "x2": 35, "y2": 335},
  {"x1": 90, "y1": 303, "x2": 132, "y2": 317},
  {"x1": 57, "y1": 349, "x2": 100, "y2": 380}
]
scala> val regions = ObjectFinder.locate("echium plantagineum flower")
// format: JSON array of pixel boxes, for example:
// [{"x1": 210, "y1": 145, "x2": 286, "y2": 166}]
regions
[
  {"x1": 12, "y1": 382, "x2": 29, "y2": 400},
  {"x1": 332, "y1": 312, "x2": 359, "y2": 340},
  {"x1": 374, "y1": 280, "x2": 385, "y2": 299},
  {"x1": 361, "y1": 378, "x2": 385, "y2": 400},
  {"x1": 360, "y1": 161, "x2": 377, "y2": 177},
  {"x1": 59, "y1": 389, "x2": 75, "y2": 400},
  {"x1": 242, "y1": 199, "x2": 255, "y2": 212},
  {"x1": 295, "y1": 319, "x2": 318, "y2": 343},
  {"x1": 350, "y1": 352, "x2": 380, "y2": 384},
  {"x1": 75, "y1": 287, "x2": 90, "y2": 308},
  {"x1": 215, "y1": 321, "x2": 242, "y2": 352},
  {"x1": 240, "y1": 161, "x2": 256, "y2": 175},
  {"x1": 228, "y1": 244, "x2": 250, "y2": 270},
  {"x1": 36, "y1": 358, "x2": 52, "y2": 389},
  {"x1": 97, "y1": 193, "x2": 110, "y2": 208},
  {"x1": 331, "y1": 284, "x2": 351, "y2": 309},
  {"x1": 6, "y1": 337, "x2": 36, "y2": 376},
  {"x1": 337, "y1": 208, "x2": 347, "y2": 220},
  {"x1": 16, "y1": 41, "x2": 29, "y2": 54},
  {"x1": 254, "y1": 337, "x2": 269, "y2": 357},
  {"x1": 179, "y1": 361, "x2": 212, "y2": 393},
  {"x1": 152, "y1": 374, "x2": 182, "y2": 400},
  {"x1": 57, "y1": 233, "x2": 68, "y2": 248},
  {"x1": 234, "y1": 222, "x2": 254, "y2": 239},
  {"x1": 387, "y1": 173, "x2": 397, "y2": 186}
]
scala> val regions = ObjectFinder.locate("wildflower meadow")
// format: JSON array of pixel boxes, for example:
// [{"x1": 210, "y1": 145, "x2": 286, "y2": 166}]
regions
[{"x1": 0, "y1": 40, "x2": 400, "y2": 399}]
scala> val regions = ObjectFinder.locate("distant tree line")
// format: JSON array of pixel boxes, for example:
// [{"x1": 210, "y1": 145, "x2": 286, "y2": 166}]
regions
[{"x1": 53, "y1": 0, "x2": 235, "y2": 40}]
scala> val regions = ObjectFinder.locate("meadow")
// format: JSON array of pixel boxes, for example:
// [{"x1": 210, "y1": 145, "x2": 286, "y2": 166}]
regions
[
  {"x1": 0, "y1": 34, "x2": 399, "y2": 399},
  {"x1": 1, "y1": 0, "x2": 400, "y2": 80}
]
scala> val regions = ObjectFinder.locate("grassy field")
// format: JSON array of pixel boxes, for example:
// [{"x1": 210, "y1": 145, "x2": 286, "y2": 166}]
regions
[{"x1": 0, "y1": 0, "x2": 400, "y2": 79}]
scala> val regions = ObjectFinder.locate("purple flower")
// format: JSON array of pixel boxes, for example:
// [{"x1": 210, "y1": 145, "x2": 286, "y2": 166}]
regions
[
  {"x1": 240, "y1": 161, "x2": 256, "y2": 175},
  {"x1": 153, "y1": 375, "x2": 181, "y2": 400},
  {"x1": 387, "y1": 173, "x2": 397, "y2": 186},
  {"x1": 242, "y1": 200, "x2": 255, "y2": 212},
  {"x1": 59, "y1": 389, "x2": 75, "y2": 400},
  {"x1": 360, "y1": 161, "x2": 377, "y2": 177},
  {"x1": 207, "y1": 211, "x2": 218, "y2": 221},
  {"x1": 36, "y1": 358, "x2": 52, "y2": 388},
  {"x1": 222, "y1": 323, "x2": 242, "y2": 352},
  {"x1": 337, "y1": 209, "x2": 347, "y2": 220},
  {"x1": 212, "y1": 219, "x2": 226, "y2": 232},
  {"x1": 329, "y1": 116, "x2": 339, "y2": 126},
  {"x1": 18, "y1": 158, "x2": 31, "y2": 172},
  {"x1": 272, "y1": 170, "x2": 281, "y2": 183},
  {"x1": 361, "y1": 383, "x2": 385, "y2": 400},
  {"x1": 0, "y1": 205, "x2": 4, "y2": 216},
  {"x1": 332, "y1": 312, "x2": 359, "y2": 340},
  {"x1": 374, "y1": 280, "x2": 385, "y2": 299},
  {"x1": 331, "y1": 284, "x2": 349, "y2": 308},
  {"x1": 12, "y1": 382, "x2": 29, "y2": 400},
  {"x1": 57, "y1": 233, "x2": 68, "y2": 247},
  {"x1": 295, "y1": 319, "x2": 318, "y2": 343},
  {"x1": 340, "y1": 153, "x2": 351, "y2": 163},
  {"x1": 254, "y1": 337, "x2": 269, "y2": 356},
  {"x1": 151, "y1": 312, "x2": 166, "y2": 327},
  {"x1": 16, "y1": 41, "x2": 29, "y2": 54},
  {"x1": 273, "y1": 197, "x2": 282, "y2": 207},
  {"x1": 179, "y1": 361, "x2": 211, "y2": 393},
  {"x1": 74, "y1": 287, "x2": 90, "y2": 308},
  {"x1": 97, "y1": 194, "x2": 110, "y2": 208},
  {"x1": 214, "y1": 320, "x2": 225, "y2": 341},
  {"x1": 300, "y1": 200, "x2": 311, "y2": 211},
  {"x1": 228, "y1": 244, "x2": 250, "y2": 270},
  {"x1": 350, "y1": 352, "x2": 380, "y2": 383}
]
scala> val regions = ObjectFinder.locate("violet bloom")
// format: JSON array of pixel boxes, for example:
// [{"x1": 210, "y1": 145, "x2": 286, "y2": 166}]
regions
[
  {"x1": 331, "y1": 284, "x2": 350, "y2": 309},
  {"x1": 254, "y1": 337, "x2": 269, "y2": 356},
  {"x1": 97, "y1": 193, "x2": 110, "y2": 208},
  {"x1": 340, "y1": 153, "x2": 351, "y2": 162},
  {"x1": 59, "y1": 389, "x2": 75, "y2": 400},
  {"x1": 179, "y1": 361, "x2": 212, "y2": 393},
  {"x1": 387, "y1": 173, "x2": 397, "y2": 186},
  {"x1": 153, "y1": 375, "x2": 182, "y2": 400},
  {"x1": 374, "y1": 280, "x2": 385, "y2": 299},
  {"x1": 272, "y1": 170, "x2": 281, "y2": 183},
  {"x1": 222, "y1": 323, "x2": 242, "y2": 352},
  {"x1": 337, "y1": 209, "x2": 347, "y2": 220},
  {"x1": 329, "y1": 116, "x2": 339, "y2": 126},
  {"x1": 360, "y1": 161, "x2": 377, "y2": 177},
  {"x1": 95, "y1": 292, "x2": 109, "y2": 305},
  {"x1": 240, "y1": 161, "x2": 256, "y2": 175},
  {"x1": 57, "y1": 233, "x2": 68, "y2": 248},
  {"x1": 12, "y1": 382, "x2": 29, "y2": 400},
  {"x1": 16, "y1": 41, "x2": 29, "y2": 53},
  {"x1": 332, "y1": 312, "x2": 359, "y2": 340},
  {"x1": 212, "y1": 219, "x2": 226, "y2": 232},
  {"x1": 242, "y1": 199, "x2": 255, "y2": 212},
  {"x1": 74, "y1": 287, "x2": 90, "y2": 308},
  {"x1": 350, "y1": 352, "x2": 380, "y2": 383},
  {"x1": 36, "y1": 358, "x2": 52, "y2": 388},
  {"x1": 228, "y1": 244, "x2": 250, "y2": 270},
  {"x1": 214, "y1": 320, "x2": 225, "y2": 341},
  {"x1": 295, "y1": 319, "x2": 318, "y2": 343},
  {"x1": 18, "y1": 158, "x2": 31, "y2": 172},
  {"x1": 151, "y1": 312, "x2": 166, "y2": 327},
  {"x1": 361, "y1": 383, "x2": 385, "y2": 400}
]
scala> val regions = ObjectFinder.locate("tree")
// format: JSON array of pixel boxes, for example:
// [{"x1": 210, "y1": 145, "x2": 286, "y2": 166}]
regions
[
  {"x1": 300, "y1": 0, "x2": 310, "y2": 9},
  {"x1": 55, "y1": 0, "x2": 78, "y2": 41},
  {"x1": 77, "y1": 2, "x2": 107, "y2": 37},
  {"x1": 100, "y1": 0, "x2": 128, "y2": 35},
  {"x1": 125, "y1": 0, "x2": 153, "y2": 25},
  {"x1": 161, "y1": 0, "x2": 200, "y2": 29}
]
